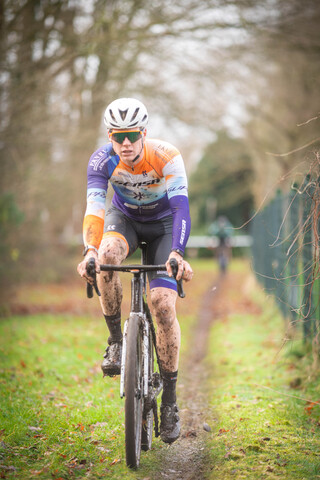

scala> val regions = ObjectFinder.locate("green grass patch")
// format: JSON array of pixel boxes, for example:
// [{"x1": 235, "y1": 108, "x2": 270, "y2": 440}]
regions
[
  {"x1": 204, "y1": 278, "x2": 320, "y2": 480},
  {"x1": 0, "y1": 314, "x2": 131, "y2": 479}
]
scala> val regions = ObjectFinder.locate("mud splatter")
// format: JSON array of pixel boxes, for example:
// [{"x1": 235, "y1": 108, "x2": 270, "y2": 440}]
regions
[
  {"x1": 150, "y1": 288, "x2": 181, "y2": 371},
  {"x1": 97, "y1": 238, "x2": 127, "y2": 317}
]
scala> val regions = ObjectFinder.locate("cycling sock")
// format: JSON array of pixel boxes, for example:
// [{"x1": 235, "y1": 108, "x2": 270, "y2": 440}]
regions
[
  {"x1": 104, "y1": 313, "x2": 122, "y2": 344},
  {"x1": 161, "y1": 370, "x2": 178, "y2": 405}
]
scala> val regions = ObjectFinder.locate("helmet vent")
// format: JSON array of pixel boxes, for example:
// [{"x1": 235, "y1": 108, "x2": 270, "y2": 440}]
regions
[
  {"x1": 109, "y1": 109, "x2": 117, "y2": 122},
  {"x1": 119, "y1": 109, "x2": 128, "y2": 121},
  {"x1": 130, "y1": 107, "x2": 140, "y2": 122}
]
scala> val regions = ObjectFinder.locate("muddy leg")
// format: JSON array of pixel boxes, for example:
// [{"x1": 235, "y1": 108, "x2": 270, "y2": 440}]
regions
[
  {"x1": 150, "y1": 287, "x2": 180, "y2": 372},
  {"x1": 151, "y1": 287, "x2": 181, "y2": 442},
  {"x1": 97, "y1": 237, "x2": 127, "y2": 316}
]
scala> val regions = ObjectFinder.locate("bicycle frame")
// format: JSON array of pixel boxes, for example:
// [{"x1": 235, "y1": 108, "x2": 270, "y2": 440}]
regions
[
  {"x1": 98, "y1": 257, "x2": 168, "y2": 400},
  {"x1": 119, "y1": 267, "x2": 154, "y2": 400}
]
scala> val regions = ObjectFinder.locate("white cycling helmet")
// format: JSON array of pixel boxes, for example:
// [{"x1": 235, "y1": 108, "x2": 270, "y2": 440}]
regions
[{"x1": 104, "y1": 97, "x2": 148, "y2": 129}]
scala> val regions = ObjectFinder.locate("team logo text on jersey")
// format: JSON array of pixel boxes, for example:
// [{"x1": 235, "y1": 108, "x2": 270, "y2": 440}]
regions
[
  {"x1": 167, "y1": 185, "x2": 188, "y2": 194},
  {"x1": 133, "y1": 192, "x2": 145, "y2": 200},
  {"x1": 88, "y1": 191, "x2": 106, "y2": 200},
  {"x1": 180, "y1": 220, "x2": 186, "y2": 245},
  {"x1": 89, "y1": 150, "x2": 108, "y2": 171},
  {"x1": 112, "y1": 178, "x2": 161, "y2": 188}
]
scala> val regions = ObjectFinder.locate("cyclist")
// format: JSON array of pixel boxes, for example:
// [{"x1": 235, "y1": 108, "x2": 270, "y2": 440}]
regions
[{"x1": 77, "y1": 98, "x2": 193, "y2": 444}]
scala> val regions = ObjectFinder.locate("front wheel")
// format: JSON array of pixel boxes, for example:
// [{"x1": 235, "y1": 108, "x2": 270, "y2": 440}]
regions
[{"x1": 125, "y1": 314, "x2": 144, "y2": 468}]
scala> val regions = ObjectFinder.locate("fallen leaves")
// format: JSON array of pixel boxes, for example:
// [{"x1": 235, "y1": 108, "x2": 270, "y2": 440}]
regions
[
  {"x1": 289, "y1": 377, "x2": 302, "y2": 389},
  {"x1": 246, "y1": 444, "x2": 264, "y2": 452},
  {"x1": 183, "y1": 430, "x2": 197, "y2": 438},
  {"x1": 304, "y1": 400, "x2": 320, "y2": 415},
  {"x1": 90, "y1": 422, "x2": 108, "y2": 428},
  {"x1": 0, "y1": 465, "x2": 17, "y2": 472},
  {"x1": 75, "y1": 423, "x2": 85, "y2": 432},
  {"x1": 28, "y1": 426, "x2": 42, "y2": 432},
  {"x1": 65, "y1": 457, "x2": 89, "y2": 470},
  {"x1": 203, "y1": 423, "x2": 212, "y2": 432},
  {"x1": 29, "y1": 467, "x2": 48, "y2": 476}
]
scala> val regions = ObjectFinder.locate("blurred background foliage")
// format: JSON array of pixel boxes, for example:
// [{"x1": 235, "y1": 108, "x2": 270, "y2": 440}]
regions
[{"x1": 0, "y1": 0, "x2": 319, "y2": 296}]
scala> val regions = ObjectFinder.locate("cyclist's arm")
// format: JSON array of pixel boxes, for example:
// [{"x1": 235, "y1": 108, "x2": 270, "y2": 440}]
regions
[
  {"x1": 163, "y1": 153, "x2": 191, "y2": 280},
  {"x1": 78, "y1": 145, "x2": 117, "y2": 281},
  {"x1": 83, "y1": 188, "x2": 106, "y2": 251},
  {"x1": 82, "y1": 144, "x2": 118, "y2": 251},
  {"x1": 78, "y1": 185, "x2": 106, "y2": 281},
  {"x1": 163, "y1": 153, "x2": 191, "y2": 257}
]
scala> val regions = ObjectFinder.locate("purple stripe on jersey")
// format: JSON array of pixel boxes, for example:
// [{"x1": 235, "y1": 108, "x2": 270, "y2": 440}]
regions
[
  {"x1": 87, "y1": 144, "x2": 119, "y2": 190},
  {"x1": 112, "y1": 194, "x2": 172, "y2": 222},
  {"x1": 169, "y1": 195, "x2": 191, "y2": 254},
  {"x1": 149, "y1": 277, "x2": 177, "y2": 291}
]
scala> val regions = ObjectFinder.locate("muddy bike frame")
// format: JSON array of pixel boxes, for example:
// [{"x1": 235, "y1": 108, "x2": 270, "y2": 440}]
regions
[{"x1": 86, "y1": 244, "x2": 185, "y2": 468}]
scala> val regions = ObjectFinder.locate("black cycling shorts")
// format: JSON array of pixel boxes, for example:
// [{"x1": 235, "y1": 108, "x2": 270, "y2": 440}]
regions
[{"x1": 103, "y1": 205, "x2": 177, "y2": 291}]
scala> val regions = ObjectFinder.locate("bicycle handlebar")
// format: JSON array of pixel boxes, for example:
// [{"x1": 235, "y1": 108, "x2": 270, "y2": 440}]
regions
[
  {"x1": 100, "y1": 264, "x2": 167, "y2": 272},
  {"x1": 85, "y1": 258, "x2": 185, "y2": 299},
  {"x1": 86, "y1": 257, "x2": 101, "y2": 298},
  {"x1": 169, "y1": 258, "x2": 185, "y2": 298}
]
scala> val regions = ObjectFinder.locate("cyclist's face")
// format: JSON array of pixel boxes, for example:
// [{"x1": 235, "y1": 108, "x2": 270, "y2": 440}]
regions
[{"x1": 109, "y1": 128, "x2": 146, "y2": 165}]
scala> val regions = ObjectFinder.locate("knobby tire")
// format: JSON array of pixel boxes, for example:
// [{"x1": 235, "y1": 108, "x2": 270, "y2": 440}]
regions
[{"x1": 125, "y1": 314, "x2": 144, "y2": 468}]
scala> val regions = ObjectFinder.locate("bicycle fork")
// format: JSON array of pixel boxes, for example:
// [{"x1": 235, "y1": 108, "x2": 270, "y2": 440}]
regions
[
  {"x1": 120, "y1": 319, "x2": 128, "y2": 399},
  {"x1": 120, "y1": 313, "x2": 149, "y2": 399}
]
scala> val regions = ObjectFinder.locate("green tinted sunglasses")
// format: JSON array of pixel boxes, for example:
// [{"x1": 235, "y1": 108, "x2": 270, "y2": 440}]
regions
[{"x1": 110, "y1": 130, "x2": 142, "y2": 144}]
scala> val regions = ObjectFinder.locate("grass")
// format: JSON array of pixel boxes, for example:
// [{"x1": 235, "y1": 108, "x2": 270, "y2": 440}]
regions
[
  {"x1": 203, "y1": 267, "x2": 320, "y2": 479},
  {"x1": 0, "y1": 314, "x2": 129, "y2": 479}
]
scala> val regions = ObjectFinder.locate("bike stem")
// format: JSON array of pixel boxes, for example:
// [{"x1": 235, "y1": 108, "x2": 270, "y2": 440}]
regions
[{"x1": 130, "y1": 272, "x2": 144, "y2": 313}]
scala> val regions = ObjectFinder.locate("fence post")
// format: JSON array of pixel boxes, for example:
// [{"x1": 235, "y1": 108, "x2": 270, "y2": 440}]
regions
[
  {"x1": 312, "y1": 177, "x2": 320, "y2": 361},
  {"x1": 273, "y1": 190, "x2": 288, "y2": 317},
  {"x1": 287, "y1": 185, "x2": 300, "y2": 327},
  {"x1": 302, "y1": 175, "x2": 314, "y2": 344}
]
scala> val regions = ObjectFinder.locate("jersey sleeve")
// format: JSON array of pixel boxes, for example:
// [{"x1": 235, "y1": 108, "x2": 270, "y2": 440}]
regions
[
  {"x1": 83, "y1": 145, "x2": 119, "y2": 249},
  {"x1": 83, "y1": 188, "x2": 106, "y2": 249},
  {"x1": 163, "y1": 153, "x2": 191, "y2": 255}
]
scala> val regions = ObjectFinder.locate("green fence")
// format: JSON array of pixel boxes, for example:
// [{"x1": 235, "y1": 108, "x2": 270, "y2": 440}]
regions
[{"x1": 251, "y1": 177, "x2": 320, "y2": 351}]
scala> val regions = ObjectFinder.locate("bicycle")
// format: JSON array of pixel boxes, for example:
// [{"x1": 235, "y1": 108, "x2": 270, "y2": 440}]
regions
[{"x1": 86, "y1": 243, "x2": 185, "y2": 468}]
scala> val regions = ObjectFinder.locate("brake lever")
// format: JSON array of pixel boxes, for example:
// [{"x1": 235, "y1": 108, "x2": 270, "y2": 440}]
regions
[
  {"x1": 169, "y1": 258, "x2": 186, "y2": 299},
  {"x1": 86, "y1": 257, "x2": 101, "y2": 298}
]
